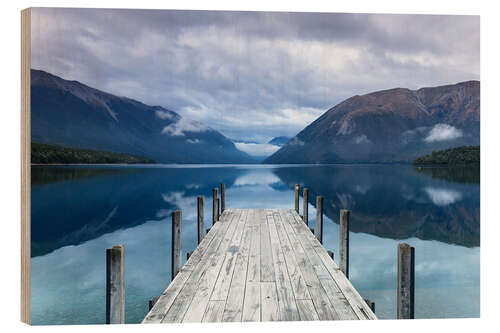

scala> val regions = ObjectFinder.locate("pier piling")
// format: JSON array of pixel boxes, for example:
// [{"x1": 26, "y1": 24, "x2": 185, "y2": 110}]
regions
[
  {"x1": 327, "y1": 250, "x2": 334, "y2": 261},
  {"x1": 106, "y1": 245, "x2": 125, "y2": 324},
  {"x1": 339, "y1": 209, "x2": 350, "y2": 278},
  {"x1": 397, "y1": 243, "x2": 415, "y2": 319},
  {"x1": 294, "y1": 184, "x2": 300, "y2": 213},
  {"x1": 221, "y1": 183, "x2": 226, "y2": 213},
  {"x1": 197, "y1": 196, "x2": 204, "y2": 244},
  {"x1": 212, "y1": 188, "x2": 218, "y2": 225},
  {"x1": 303, "y1": 188, "x2": 309, "y2": 224},
  {"x1": 149, "y1": 297, "x2": 159, "y2": 311},
  {"x1": 316, "y1": 196, "x2": 323, "y2": 244},
  {"x1": 171, "y1": 211, "x2": 182, "y2": 280}
]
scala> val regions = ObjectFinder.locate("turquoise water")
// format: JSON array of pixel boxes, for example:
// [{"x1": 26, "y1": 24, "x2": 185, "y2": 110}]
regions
[{"x1": 30, "y1": 164, "x2": 479, "y2": 324}]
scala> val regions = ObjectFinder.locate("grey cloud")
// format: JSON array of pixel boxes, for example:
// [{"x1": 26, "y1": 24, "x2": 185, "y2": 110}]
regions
[{"x1": 30, "y1": 8, "x2": 479, "y2": 142}]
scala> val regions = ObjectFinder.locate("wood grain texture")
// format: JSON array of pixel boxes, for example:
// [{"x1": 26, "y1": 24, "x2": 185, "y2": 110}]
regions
[
  {"x1": 21, "y1": 7, "x2": 31, "y2": 325},
  {"x1": 143, "y1": 208, "x2": 376, "y2": 323}
]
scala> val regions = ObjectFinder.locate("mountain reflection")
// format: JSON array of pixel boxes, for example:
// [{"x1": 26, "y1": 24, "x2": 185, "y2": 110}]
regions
[
  {"x1": 272, "y1": 165, "x2": 479, "y2": 247},
  {"x1": 31, "y1": 166, "x2": 246, "y2": 257}
]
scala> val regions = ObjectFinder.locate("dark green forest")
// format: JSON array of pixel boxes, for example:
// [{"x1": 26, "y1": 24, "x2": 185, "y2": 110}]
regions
[
  {"x1": 413, "y1": 146, "x2": 480, "y2": 165},
  {"x1": 31, "y1": 142, "x2": 156, "y2": 164}
]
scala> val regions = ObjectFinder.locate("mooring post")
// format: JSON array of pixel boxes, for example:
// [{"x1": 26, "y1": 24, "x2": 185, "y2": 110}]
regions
[
  {"x1": 171, "y1": 210, "x2": 182, "y2": 281},
  {"x1": 339, "y1": 209, "x2": 350, "y2": 278},
  {"x1": 197, "y1": 196, "x2": 204, "y2": 245},
  {"x1": 212, "y1": 188, "x2": 218, "y2": 225},
  {"x1": 303, "y1": 188, "x2": 309, "y2": 224},
  {"x1": 327, "y1": 250, "x2": 334, "y2": 261},
  {"x1": 397, "y1": 243, "x2": 415, "y2": 319},
  {"x1": 220, "y1": 183, "x2": 226, "y2": 213},
  {"x1": 364, "y1": 299, "x2": 375, "y2": 313},
  {"x1": 316, "y1": 196, "x2": 323, "y2": 244},
  {"x1": 217, "y1": 198, "x2": 220, "y2": 220},
  {"x1": 294, "y1": 184, "x2": 300, "y2": 213},
  {"x1": 106, "y1": 245, "x2": 125, "y2": 324},
  {"x1": 149, "y1": 297, "x2": 159, "y2": 311},
  {"x1": 187, "y1": 251, "x2": 193, "y2": 260}
]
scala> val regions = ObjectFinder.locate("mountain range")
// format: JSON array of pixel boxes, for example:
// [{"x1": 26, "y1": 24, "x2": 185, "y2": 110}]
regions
[
  {"x1": 266, "y1": 81, "x2": 480, "y2": 163},
  {"x1": 31, "y1": 69, "x2": 254, "y2": 164}
]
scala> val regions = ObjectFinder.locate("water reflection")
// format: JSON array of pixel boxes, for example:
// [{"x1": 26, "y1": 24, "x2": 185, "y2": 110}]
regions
[
  {"x1": 30, "y1": 164, "x2": 479, "y2": 324},
  {"x1": 273, "y1": 165, "x2": 479, "y2": 247}
]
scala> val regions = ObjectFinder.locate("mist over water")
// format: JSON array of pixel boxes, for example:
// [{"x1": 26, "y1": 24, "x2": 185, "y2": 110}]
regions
[{"x1": 30, "y1": 164, "x2": 479, "y2": 324}]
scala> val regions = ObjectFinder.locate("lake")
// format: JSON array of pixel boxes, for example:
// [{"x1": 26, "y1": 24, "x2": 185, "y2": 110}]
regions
[{"x1": 30, "y1": 164, "x2": 480, "y2": 324}]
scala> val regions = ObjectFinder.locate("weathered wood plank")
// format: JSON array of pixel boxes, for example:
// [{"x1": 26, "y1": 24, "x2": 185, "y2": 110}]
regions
[
  {"x1": 260, "y1": 210, "x2": 275, "y2": 282},
  {"x1": 242, "y1": 282, "x2": 261, "y2": 322},
  {"x1": 279, "y1": 210, "x2": 339, "y2": 321},
  {"x1": 247, "y1": 209, "x2": 261, "y2": 283},
  {"x1": 222, "y1": 216, "x2": 253, "y2": 321},
  {"x1": 267, "y1": 212, "x2": 300, "y2": 321},
  {"x1": 296, "y1": 300, "x2": 319, "y2": 321},
  {"x1": 180, "y1": 210, "x2": 243, "y2": 323},
  {"x1": 273, "y1": 211, "x2": 311, "y2": 300},
  {"x1": 142, "y1": 212, "x2": 230, "y2": 323},
  {"x1": 261, "y1": 282, "x2": 279, "y2": 321},
  {"x1": 202, "y1": 301, "x2": 225, "y2": 323}
]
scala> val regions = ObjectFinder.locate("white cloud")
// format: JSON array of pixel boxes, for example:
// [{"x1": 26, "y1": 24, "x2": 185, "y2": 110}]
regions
[
  {"x1": 234, "y1": 142, "x2": 281, "y2": 157},
  {"x1": 186, "y1": 138, "x2": 201, "y2": 144},
  {"x1": 354, "y1": 134, "x2": 371, "y2": 144},
  {"x1": 425, "y1": 187, "x2": 462, "y2": 206},
  {"x1": 162, "y1": 118, "x2": 210, "y2": 136},
  {"x1": 424, "y1": 124, "x2": 463, "y2": 143},
  {"x1": 155, "y1": 110, "x2": 176, "y2": 120}
]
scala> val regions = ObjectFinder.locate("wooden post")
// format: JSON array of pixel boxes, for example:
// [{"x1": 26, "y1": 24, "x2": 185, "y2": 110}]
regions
[
  {"x1": 212, "y1": 188, "x2": 218, "y2": 225},
  {"x1": 220, "y1": 183, "x2": 226, "y2": 213},
  {"x1": 149, "y1": 297, "x2": 159, "y2": 311},
  {"x1": 303, "y1": 188, "x2": 309, "y2": 224},
  {"x1": 364, "y1": 299, "x2": 375, "y2": 313},
  {"x1": 187, "y1": 251, "x2": 193, "y2": 260},
  {"x1": 294, "y1": 184, "x2": 300, "y2": 213},
  {"x1": 106, "y1": 245, "x2": 125, "y2": 324},
  {"x1": 316, "y1": 196, "x2": 323, "y2": 244},
  {"x1": 217, "y1": 198, "x2": 220, "y2": 220},
  {"x1": 327, "y1": 250, "x2": 334, "y2": 261},
  {"x1": 397, "y1": 243, "x2": 415, "y2": 319},
  {"x1": 197, "y1": 196, "x2": 204, "y2": 245},
  {"x1": 339, "y1": 209, "x2": 350, "y2": 278},
  {"x1": 171, "y1": 210, "x2": 182, "y2": 281}
]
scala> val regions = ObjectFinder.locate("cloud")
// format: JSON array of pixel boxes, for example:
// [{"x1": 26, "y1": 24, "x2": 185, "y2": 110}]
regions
[
  {"x1": 424, "y1": 124, "x2": 463, "y2": 143},
  {"x1": 155, "y1": 110, "x2": 177, "y2": 120},
  {"x1": 30, "y1": 8, "x2": 479, "y2": 141},
  {"x1": 186, "y1": 138, "x2": 201, "y2": 144},
  {"x1": 425, "y1": 187, "x2": 462, "y2": 206},
  {"x1": 162, "y1": 118, "x2": 210, "y2": 136},
  {"x1": 234, "y1": 142, "x2": 281, "y2": 157}
]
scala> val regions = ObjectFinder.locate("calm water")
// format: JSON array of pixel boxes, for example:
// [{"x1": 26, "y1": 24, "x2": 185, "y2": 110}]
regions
[{"x1": 30, "y1": 164, "x2": 480, "y2": 324}]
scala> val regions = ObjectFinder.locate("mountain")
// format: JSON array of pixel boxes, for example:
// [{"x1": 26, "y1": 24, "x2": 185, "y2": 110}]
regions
[
  {"x1": 265, "y1": 81, "x2": 479, "y2": 164},
  {"x1": 268, "y1": 136, "x2": 291, "y2": 147},
  {"x1": 31, "y1": 69, "x2": 254, "y2": 164}
]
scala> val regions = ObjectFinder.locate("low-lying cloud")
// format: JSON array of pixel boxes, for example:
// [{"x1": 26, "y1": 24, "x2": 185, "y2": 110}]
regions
[
  {"x1": 425, "y1": 187, "x2": 463, "y2": 206},
  {"x1": 424, "y1": 124, "x2": 463, "y2": 143},
  {"x1": 162, "y1": 118, "x2": 210, "y2": 136},
  {"x1": 234, "y1": 142, "x2": 281, "y2": 157}
]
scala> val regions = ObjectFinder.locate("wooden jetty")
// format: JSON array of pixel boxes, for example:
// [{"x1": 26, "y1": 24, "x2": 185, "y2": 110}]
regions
[{"x1": 142, "y1": 207, "x2": 377, "y2": 323}]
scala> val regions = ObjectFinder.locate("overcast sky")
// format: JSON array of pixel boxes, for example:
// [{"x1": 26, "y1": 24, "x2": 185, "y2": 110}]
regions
[{"x1": 31, "y1": 8, "x2": 479, "y2": 145}]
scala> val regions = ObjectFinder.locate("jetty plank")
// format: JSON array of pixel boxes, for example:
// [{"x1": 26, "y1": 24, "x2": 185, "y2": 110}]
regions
[{"x1": 143, "y1": 208, "x2": 376, "y2": 323}]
